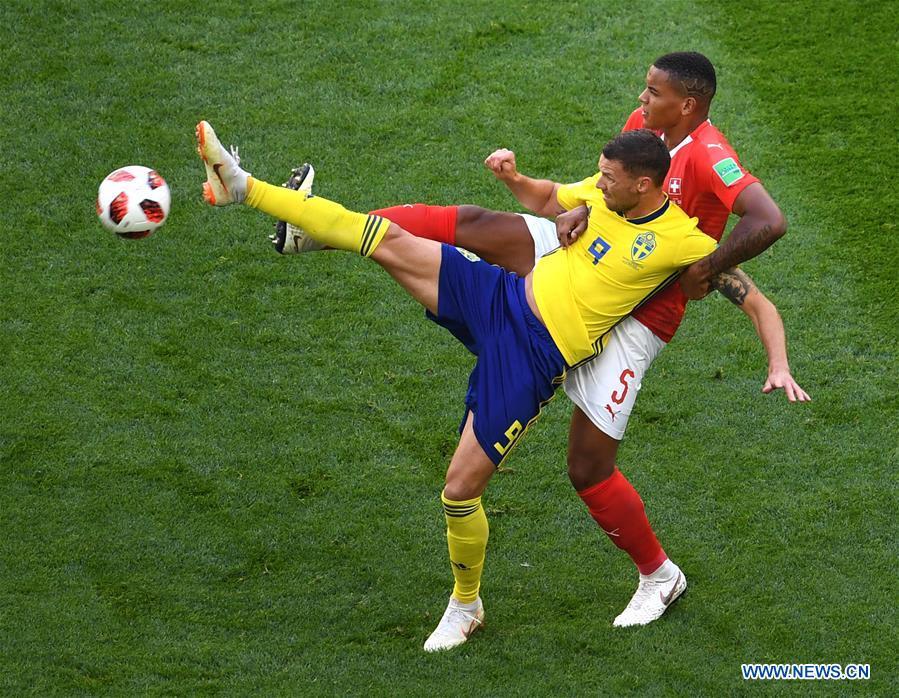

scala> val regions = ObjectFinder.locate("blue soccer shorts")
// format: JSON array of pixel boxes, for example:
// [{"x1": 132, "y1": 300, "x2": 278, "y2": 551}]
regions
[{"x1": 427, "y1": 245, "x2": 567, "y2": 466}]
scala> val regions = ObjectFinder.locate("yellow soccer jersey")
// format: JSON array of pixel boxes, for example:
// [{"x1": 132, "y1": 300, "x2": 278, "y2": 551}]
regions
[{"x1": 532, "y1": 173, "x2": 716, "y2": 366}]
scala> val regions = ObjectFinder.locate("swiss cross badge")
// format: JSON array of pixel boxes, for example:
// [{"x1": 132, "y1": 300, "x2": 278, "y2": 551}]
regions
[{"x1": 668, "y1": 178, "x2": 682, "y2": 196}]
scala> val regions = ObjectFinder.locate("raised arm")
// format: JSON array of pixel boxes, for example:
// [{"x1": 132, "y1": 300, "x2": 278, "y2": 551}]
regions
[
  {"x1": 710, "y1": 267, "x2": 811, "y2": 402},
  {"x1": 483, "y1": 149, "x2": 564, "y2": 218},
  {"x1": 681, "y1": 182, "x2": 787, "y2": 299}
]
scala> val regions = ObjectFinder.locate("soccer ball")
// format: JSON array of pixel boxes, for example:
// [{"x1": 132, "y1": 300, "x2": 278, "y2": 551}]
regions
[{"x1": 97, "y1": 165, "x2": 171, "y2": 238}]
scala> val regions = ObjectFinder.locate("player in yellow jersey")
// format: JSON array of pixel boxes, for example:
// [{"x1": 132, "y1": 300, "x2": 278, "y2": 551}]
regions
[
  {"x1": 532, "y1": 166, "x2": 714, "y2": 368},
  {"x1": 196, "y1": 121, "x2": 715, "y2": 651}
]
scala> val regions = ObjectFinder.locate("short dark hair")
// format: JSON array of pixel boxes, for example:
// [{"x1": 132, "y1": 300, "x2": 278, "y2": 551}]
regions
[
  {"x1": 653, "y1": 51, "x2": 717, "y2": 101},
  {"x1": 601, "y1": 129, "x2": 670, "y2": 187}
]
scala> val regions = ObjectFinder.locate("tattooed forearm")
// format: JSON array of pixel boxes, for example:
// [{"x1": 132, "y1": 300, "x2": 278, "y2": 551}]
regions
[
  {"x1": 704, "y1": 224, "x2": 776, "y2": 275},
  {"x1": 710, "y1": 267, "x2": 757, "y2": 306}
]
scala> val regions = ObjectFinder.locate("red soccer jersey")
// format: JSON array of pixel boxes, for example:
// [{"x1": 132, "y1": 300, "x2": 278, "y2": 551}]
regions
[{"x1": 621, "y1": 108, "x2": 759, "y2": 341}]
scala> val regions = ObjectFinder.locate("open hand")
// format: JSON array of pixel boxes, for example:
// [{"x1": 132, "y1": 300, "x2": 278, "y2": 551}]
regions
[{"x1": 763, "y1": 368, "x2": 812, "y2": 402}]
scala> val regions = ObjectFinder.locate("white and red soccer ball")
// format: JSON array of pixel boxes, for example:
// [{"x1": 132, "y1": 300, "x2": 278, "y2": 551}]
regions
[{"x1": 97, "y1": 165, "x2": 171, "y2": 238}]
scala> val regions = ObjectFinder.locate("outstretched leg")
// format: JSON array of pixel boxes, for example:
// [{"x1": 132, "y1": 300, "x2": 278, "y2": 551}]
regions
[
  {"x1": 197, "y1": 121, "x2": 444, "y2": 313},
  {"x1": 266, "y1": 162, "x2": 541, "y2": 275},
  {"x1": 370, "y1": 203, "x2": 538, "y2": 276},
  {"x1": 456, "y1": 206, "x2": 537, "y2": 276}
]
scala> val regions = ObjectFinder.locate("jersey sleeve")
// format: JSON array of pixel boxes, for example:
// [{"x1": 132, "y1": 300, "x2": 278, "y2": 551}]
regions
[
  {"x1": 676, "y1": 224, "x2": 718, "y2": 266},
  {"x1": 556, "y1": 173, "x2": 600, "y2": 211},
  {"x1": 697, "y1": 145, "x2": 760, "y2": 211}
]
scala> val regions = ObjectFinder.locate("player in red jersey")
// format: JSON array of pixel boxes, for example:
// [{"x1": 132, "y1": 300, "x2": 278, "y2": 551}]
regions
[{"x1": 273, "y1": 52, "x2": 810, "y2": 627}]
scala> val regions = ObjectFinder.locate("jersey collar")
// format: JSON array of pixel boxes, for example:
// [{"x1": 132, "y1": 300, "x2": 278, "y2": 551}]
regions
[
  {"x1": 663, "y1": 118, "x2": 711, "y2": 157},
  {"x1": 624, "y1": 196, "x2": 670, "y2": 225}
]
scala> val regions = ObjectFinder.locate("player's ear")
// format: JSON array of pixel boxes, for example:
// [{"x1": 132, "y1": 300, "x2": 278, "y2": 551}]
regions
[
  {"x1": 681, "y1": 96, "x2": 698, "y2": 116},
  {"x1": 636, "y1": 176, "x2": 653, "y2": 194}
]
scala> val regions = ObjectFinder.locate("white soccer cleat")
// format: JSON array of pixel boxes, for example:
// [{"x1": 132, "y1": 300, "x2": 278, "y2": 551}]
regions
[
  {"x1": 423, "y1": 597, "x2": 484, "y2": 652},
  {"x1": 195, "y1": 120, "x2": 249, "y2": 206},
  {"x1": 613, "y1": 560, "x2": 687, "y2": 628},
  {"x1": 269, "y1": 163, "x2": 325, "y2": 254}
]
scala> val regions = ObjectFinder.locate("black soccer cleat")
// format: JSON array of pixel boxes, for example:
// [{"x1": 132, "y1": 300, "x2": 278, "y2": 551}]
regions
[{"x1": 270, "y1": 163, "x2": 322, "y2": 254}]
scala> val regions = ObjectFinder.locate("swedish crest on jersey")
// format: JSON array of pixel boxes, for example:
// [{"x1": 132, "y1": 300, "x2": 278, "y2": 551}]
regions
[{"x1": 631, "y1": 232, "x2": 657, "y2": 261}]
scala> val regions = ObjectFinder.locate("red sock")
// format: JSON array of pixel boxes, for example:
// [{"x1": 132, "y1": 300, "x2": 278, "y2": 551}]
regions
[
  {"x1": 577, "y1": 468, "x2": 667, "y2": 575},
  {"x1": 369, "y1": 204, "x2": 457, "y2": 245}
]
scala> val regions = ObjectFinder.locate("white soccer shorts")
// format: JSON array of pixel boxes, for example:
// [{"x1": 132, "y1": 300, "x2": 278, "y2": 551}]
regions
[{"x1": 521, "y1": 214, "x2": 667, "y2": 440}]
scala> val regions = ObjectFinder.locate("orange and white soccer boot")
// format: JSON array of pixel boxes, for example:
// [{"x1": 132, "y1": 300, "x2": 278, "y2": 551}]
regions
[{"x1": 195, "y1": 120, "x2": 249, "y2": 206}]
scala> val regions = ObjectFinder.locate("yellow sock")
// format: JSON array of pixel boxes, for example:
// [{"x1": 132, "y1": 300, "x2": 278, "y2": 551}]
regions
[
  {"x1": 244, "y1": 178, "x2": 388, "y2": 257},
  {"x1": 442, "y1": 490, "x2": 489, "y2": 603}
]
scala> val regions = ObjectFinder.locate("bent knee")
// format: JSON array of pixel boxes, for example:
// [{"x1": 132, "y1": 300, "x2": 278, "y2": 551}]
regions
[
  {"x1": 443, "y1": 480, "x2": 482, "y2": 502},
  {"x1": 567, "y1": 451, "x2": 615, "y2": 491},
  {"x1": 443, "y1": 468, "x2": 493, "y2": 502}
]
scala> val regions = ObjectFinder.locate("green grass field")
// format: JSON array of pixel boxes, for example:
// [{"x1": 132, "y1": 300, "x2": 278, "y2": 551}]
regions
[{"x1": 2, "y1": 0, "x2": 896, "y2": 694}]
